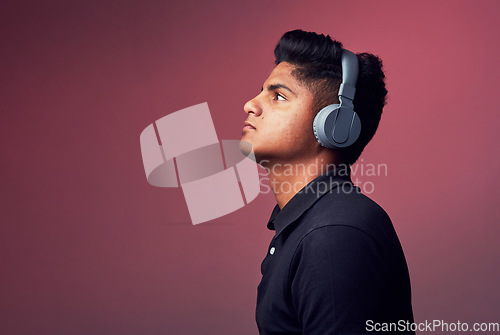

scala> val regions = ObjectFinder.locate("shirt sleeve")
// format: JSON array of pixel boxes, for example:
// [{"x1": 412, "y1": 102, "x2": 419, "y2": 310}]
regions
[{"x1": 290, "y1": 225, "x2": 391, "y2": 335}]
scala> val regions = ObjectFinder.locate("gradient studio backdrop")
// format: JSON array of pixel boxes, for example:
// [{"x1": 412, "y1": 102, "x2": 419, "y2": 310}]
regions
[{"x1": 1, "y1": 0, "x2": 499, "y2": 334}]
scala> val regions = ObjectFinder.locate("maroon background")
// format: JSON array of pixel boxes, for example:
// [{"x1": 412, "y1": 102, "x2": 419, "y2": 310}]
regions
[{"x1": 1, "y1": 0, "x2": 499, "y2": 334}]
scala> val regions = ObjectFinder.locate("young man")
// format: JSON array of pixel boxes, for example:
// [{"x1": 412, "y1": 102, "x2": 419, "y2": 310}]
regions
[{"x1": 241, "y1": 30, "x2": 414, "y2": 334}]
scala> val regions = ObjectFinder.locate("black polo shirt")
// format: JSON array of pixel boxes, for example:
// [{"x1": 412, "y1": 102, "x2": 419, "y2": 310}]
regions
[{"x1": 256, "y1": 168, "x2": 414, "y2": 335}]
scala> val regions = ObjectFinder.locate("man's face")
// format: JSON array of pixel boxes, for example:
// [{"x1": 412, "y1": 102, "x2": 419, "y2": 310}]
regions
[{"x1": 241, "y1": 62, "x2": 320, "y2": 165}]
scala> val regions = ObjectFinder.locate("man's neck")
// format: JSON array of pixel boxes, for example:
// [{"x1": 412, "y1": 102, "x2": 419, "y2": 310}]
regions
[{"x1": 263, "y1": 155, "x2": 343, "y2": 209}]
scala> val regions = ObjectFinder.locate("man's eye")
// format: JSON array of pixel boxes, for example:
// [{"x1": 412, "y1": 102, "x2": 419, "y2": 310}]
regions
[{"x1": 275, "y1": 93, "x2": 286, "y2": 101}]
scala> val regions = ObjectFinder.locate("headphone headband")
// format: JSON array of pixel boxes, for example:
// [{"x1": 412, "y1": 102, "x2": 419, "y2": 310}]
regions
[{"x1": 338, "y1": 49, "x2": 359, "y2": 108}]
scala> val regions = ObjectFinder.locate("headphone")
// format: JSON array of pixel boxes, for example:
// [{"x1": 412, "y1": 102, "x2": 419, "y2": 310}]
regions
[{"x1": 313, "y1": 49, "x2": 361, "y2": 149}]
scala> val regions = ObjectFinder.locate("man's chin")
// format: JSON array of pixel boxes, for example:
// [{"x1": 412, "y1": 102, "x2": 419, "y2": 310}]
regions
[
  {"x1": 239, "y1": 140, "x2": 257, "y2": 162},
  {"x1": 239, "y1": 140, "x2": 272, "y2": 166}
]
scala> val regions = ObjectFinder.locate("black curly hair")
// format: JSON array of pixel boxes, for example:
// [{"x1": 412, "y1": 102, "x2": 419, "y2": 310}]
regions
[{"x1": 274, "y1": 29, "x2": 388, "y2": 164}]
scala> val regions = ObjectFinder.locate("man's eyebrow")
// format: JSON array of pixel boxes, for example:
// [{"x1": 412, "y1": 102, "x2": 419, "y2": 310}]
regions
[{"x1": 261, "y1": 83, "x2": 297, "y2": 96}]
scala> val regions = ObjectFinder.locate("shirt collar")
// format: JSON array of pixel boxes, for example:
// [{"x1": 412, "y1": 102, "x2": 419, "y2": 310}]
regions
[{"x1": 266, "y1": 166, "x2": 353, "y2": 237}]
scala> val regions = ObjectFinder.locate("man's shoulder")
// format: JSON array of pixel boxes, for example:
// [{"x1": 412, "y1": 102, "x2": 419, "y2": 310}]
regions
[{"x1": 300, "y1": 187, "x2": 395, "y2": 241}]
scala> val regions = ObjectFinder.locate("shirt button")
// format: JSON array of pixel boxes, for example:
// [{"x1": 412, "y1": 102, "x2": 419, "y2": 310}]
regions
[{"x1": 270, "y1": 247, "x2": 275, "y2": 255}]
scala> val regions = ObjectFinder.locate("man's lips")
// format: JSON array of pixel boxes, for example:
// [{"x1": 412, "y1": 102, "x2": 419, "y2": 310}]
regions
[{"x1": 243, "y1": 121, "x2": 256, "y2": 130}]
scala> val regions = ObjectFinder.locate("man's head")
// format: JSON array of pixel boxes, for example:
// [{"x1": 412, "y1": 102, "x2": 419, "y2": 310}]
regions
[{"x1": 242, "y1": 29, "x2": 387, "y2": 166}]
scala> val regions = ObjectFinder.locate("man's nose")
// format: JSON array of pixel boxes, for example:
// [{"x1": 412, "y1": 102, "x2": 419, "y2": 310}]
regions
[{"x1": 244, "y1": 96, "x2": 262, "y2": 117}]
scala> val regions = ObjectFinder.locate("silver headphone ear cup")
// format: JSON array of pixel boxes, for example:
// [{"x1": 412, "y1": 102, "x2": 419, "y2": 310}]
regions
[
  {"x1": 313, "y1": 104, "x2": 361, "y2": 149},
  {"x1": 313, "y1": 104, "x2": 340, "y2": 149},
  {"x1": 313, "y1": 117, "x2": 323, "y2": 146},
  {"x1": 330, "y1": 107, "x2": 361, "y2": 148}
]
